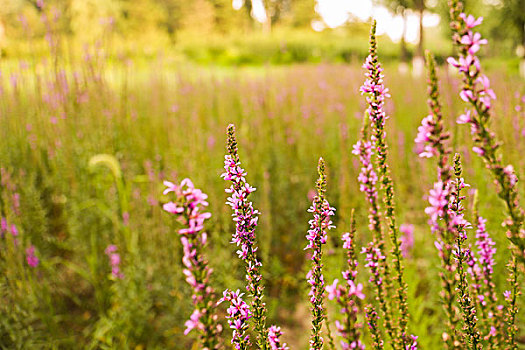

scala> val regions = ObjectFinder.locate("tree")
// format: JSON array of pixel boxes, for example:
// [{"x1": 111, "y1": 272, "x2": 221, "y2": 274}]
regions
[
  {"x1": 289, "y1": 0, "x2": 317, "y2": 28},
  {"x1": 498, "y1": 0, "x2": 525, "y2": 55},
  {"x1": 379, "y1": 0, "x2": 411, "y2": 61}
]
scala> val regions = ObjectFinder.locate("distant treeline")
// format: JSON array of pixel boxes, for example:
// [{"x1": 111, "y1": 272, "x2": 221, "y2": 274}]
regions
[{"x1": 0, "y1": 0, "x2": 523, "y2": 63}]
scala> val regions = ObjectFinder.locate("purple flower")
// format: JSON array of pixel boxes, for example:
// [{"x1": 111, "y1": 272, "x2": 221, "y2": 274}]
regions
[
  {"x1": 26, "y1": 245, "x2": 39, "y2": 268},
  {"x1": 362, "y1": 243, "x2": 385, "y2": 286},
  {"x1": 425, "y1": 181, "x2": 449, "y2": 228},
  {"x1": 400, "y1": 224, "x2": 415, "y2": 258},
  {"x1": 268, "y1": 325, "x2": 288, "y2": 350},
  {"x1": 219, "y1": 290, "x2": 252, "y2": 350},
  {"x1": 9, "y1": 224, "x2": 18, "y2": 237},
  {"x1": 457, "y1": 110, "x2": 472, "y2": 124},
  {"x1": 414, "y1": 115, "x2": 443, "y2": 158},
  {"x1": 305, "y1": 158, "x2": 334, "y2": 349},
  {"x1": 162, "y1": 178, "x2": 220, "y2": 348},
  {"x1": 1, "y1": 217, "x2": 7, "y2": 234},
  {"x1": 460, "y1": 32, "x2": 487, "y2": 54},
  {"x1": 474, "y1": 216, "x2": 496, "y2": 276},
  {"x1": 352, "y1": 139, "x2": 380, "y2": 231},
  {"x1": 105, "y1": 244, "x2": 123, "y2": 279},
  {"x1": 460, "y1": 13, "x2": 483, "y2": 28},
  {"x1": 222, "y1": 124, "x2": 270, "y2": 348},
  {"x1": 329, "y1": 220, "x2": 365, "y2": 349}
]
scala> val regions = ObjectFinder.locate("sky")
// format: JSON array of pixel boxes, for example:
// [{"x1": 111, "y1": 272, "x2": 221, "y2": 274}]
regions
[{"x1": 245, "y1": 0, "x2": 441, "y2": 43}]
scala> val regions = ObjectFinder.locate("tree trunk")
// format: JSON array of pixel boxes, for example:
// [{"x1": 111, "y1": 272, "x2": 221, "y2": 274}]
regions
[
  {"x1": 417, "y1": 6, "x2": 424, "y2": 58},
  {"x1": 244, "y1": 0, "x2": 253, "y2": 21},
  {"x1": 400, "y1": 10, "x2": 408, "y2": 63}
]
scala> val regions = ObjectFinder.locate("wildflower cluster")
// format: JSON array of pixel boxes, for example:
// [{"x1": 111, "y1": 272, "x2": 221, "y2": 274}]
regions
[
  {"x1": 360, "y1": 20, "x2": 414, "y2": 349},
  {"x1": 352, "y1": 120, "x2": 380, "y2": 233},
  {"x1": 466, "y1": 212, "x2": 502, "y2": 347},
  {"x1": 305, "y1": 157, "x2": 335, "y2": 350},
  {"x1": 219, "y1": 289, "x2": 252, "y2": 350},
  {"x1": 449, "y1": 155, "x2": 481, "y2": 349},
  {"x1": 162, "y1": 178, "x2": 220, "y2": 349},
  {"x1": 26, "y1": 245, "x2": 39, "y2": 268},
  {"x1": 104, "y1": 245, "x2": 123, "y2": 279},
  {"x1": 418, "y1": 53, "x2": 460, "y2": 347},
  {"x1": 447, "y1": 0, "x2": 525, "y2": 261},
  {"x1": 353, "y1": 110, "x2": 394, "y2": 345},
  {"x1": 268, "y1": 326, "x2": 288, "y2": 350},
  {"x1": 364, "y1": 305, "x2": 383, "y2": 350},
  {"x1": 222, "y1": 124, "x2": 269, "y2": 349},
  {"x1": 0, "y1": 217, "x2": 19, "y2": 239},
  {"x1": 326, "y1": 212, "x2": 365, "y2": 350},
  {"x1": 504, "y1": 257, "x2": 520, "y2": 349}
]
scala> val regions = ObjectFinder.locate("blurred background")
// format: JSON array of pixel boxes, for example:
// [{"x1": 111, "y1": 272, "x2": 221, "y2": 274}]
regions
[
  {"x1": 0, "y1": 0, "x2": 524, "y2": 70},
  {"x1": 0, "y1": 0, "x2": 524, "y2": 349}
]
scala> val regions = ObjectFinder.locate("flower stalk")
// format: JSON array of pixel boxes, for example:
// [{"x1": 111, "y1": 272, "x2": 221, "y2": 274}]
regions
[
  {"x1": 305, "y1": 157, "x2": 335, "y2": 350},
  {"x1": 417, "y1": 52, "x2": 460, "y2": 349},
  {"x1": 450, "y1": 154, "x2": 481, "y2": 349},
  {"x1": 222, "y1": 124, "x2": 270, "y2": 350},
  {"x1": 361, "y1": 20, "x2": 413, "y2": 348},
  {"x1": 326, "y1": 210, "x2": 365, "y2": 350},
  {"x1": 162, "y1": 179, "x2": 221, "y2": 349},
  {"x1": 447, "y1": 0, "x2": 525, "y2": 262}
]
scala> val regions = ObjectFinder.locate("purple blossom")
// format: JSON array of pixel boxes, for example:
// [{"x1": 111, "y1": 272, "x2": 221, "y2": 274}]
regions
[
  {"x1": 1, "y1": 217, "x2": 7, "y2": 234},
  {"x1": 474, "y1": 216, "x2": 496, "y2": 276},
  {"x1": 219, "y1": 290, "x2": 252, "y2": 350},
  {"x1": 448, "y1": 3, "x2": 524, "y2": 263},
  {"x1": 399, "y1": 224, "x2": 415, "y2": 258},
  {"x1": 425, "y1": 181, "x2": 449, "y2": 230},
  {"x1": 26, "y1": 245, "x2": 39, "y2": 268},
  {"x1": 352, "y1": 139, "x2": 380, "y2": 231},
  {"x1": 305, "y1": 158, "x2": 334, "y2": 350},
  {"x1": 105, "y1": 244, "x2": 123, "y2": 279},
  {"x1": 459, "y1": 13, "x2": 483, "y2": 28},
  {"x1": 162, "y1": 178, "x2": 220, "y2": 348},
  {"x1": 328, "y1": 219, "x2": 365, "y2": 349},
  {"x1": 414, "y1": 115, "x2": 439, "y2": 158},
  {"x1": 222, "y1": 124, "x2": 270, "y2": 348},
  {"x1": 268, "y1": 325, "x2": 289, "y2": 350},
  {"x1": 362, "y1": 243, "x2": 385, "y2": 286}
]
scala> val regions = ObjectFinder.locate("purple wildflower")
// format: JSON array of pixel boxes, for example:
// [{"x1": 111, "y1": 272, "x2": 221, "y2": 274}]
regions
[
  {"x1": 450, "y1": 155, "x2": 481, "y2": 348},
  {"x1": 104, "y1": 245, "x2": 123, "y2": 279},
  {"x1": 1, "y1": 217, "x2": 7, "y2": 234},
  {"x1": 222, "y1": 124, "x2": 269, "y2": 349},
  {"x1": 305, "y1": 157, "x2": 335, "y2": 350},
  {"x1": 162, "y1": 178, "x2": 220, "y2": 349},
  {"x1": 362, "y1": 243, "x2": 385, "y2": 287},
  {"x1": 399, "y1": 224, "x2": 414, "y2": 258},
  {"x1": 219, "y1": 289, "x2": 252, "y2": 350},
  {"x1": 327, "y1": 213, "x2": 365, "y2": 350},
  {"x1": 448, "y1": 0, "x2": 525, "y2": 261},
  {"x1": 268, "y1": 326, "x2": 288, "y2": 350},
  {"x1": 26, "y1": 245, "x2": 39, "y2": 268},
  {"x1": 352, "y1": 138, "x2": 380, "y2": 232}
]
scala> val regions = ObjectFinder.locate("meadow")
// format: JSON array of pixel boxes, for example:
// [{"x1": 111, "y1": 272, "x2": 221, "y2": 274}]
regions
[{"x1": 1, "y1": 11, "x2": 525, "y2": 350}]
